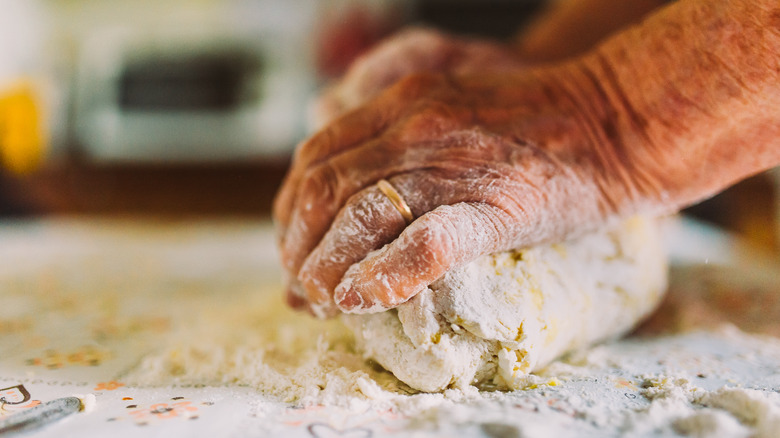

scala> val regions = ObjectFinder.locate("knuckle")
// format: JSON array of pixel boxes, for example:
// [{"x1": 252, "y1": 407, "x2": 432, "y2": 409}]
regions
[
  {"x1": 393, "y1": 100, "x2": 466, "y2": 143},
  {"x1": 295, "y1": 115, "x2": 354, "y2": 170},
  {"x1": 477, "y1": 175, "x2": 519, "y2": 206},
  {"x1": 299, "y1": 162, "x2": 340, "y2": 207},
  {"x1": 478, "y1": 183, "x2": 530, "y2": 227},
  {"x1": 293, "y1": 137, "x2": 318, "y2": 169},
  {"x1": 413, "y1": 209, "x2": 458, "y2": 267},
  {"x1": 297, "y1": 126, "x2": 335, "y2": 165}
]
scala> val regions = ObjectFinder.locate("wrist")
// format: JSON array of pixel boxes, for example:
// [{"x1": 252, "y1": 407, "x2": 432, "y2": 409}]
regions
[{"x1": 547, "y1": 0, "x2": 780, "y2": 216}]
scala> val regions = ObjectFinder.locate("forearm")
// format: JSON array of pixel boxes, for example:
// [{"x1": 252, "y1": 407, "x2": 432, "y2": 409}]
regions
[
  {"x1": 565, "y1": 0, "x2": 780, "y2": 217},
  {"x1": 516, "y1": 0, "x2": 668, "y2": 62}
]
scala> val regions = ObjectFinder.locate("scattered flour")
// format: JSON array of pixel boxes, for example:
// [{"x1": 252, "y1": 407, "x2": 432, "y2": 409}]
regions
[
  {"x1": 123, "y1": 296, "x2": 780, "y2": 437},
  {"x1": 121, "y1": 289, "x2": 487, "y2": 415},
  {"x1": 623, "y1": 375, "x2": 780, "y2": 438},
  {"x1": 111, "y1": 220, "x2": 780, "y2": 437}
]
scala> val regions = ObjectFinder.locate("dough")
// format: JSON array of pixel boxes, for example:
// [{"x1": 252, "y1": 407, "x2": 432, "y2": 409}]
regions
[{"x1": 341, "y1": 216, "x2": 667, "y2": 392}]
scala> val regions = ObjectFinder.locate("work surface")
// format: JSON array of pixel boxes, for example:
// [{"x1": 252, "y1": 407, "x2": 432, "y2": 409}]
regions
[{"x1": 1, "y1": 218, "x2": 779, "y2": 437}]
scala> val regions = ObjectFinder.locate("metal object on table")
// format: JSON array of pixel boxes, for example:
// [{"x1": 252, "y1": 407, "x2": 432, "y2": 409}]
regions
[{"x1": 0, "y1": 397, "x2": 82, "y2": 436}]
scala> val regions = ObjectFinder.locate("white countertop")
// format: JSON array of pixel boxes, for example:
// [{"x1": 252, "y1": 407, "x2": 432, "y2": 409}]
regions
[{"x1": 1, "y1": 217, "x2": 779, "y2": 437}]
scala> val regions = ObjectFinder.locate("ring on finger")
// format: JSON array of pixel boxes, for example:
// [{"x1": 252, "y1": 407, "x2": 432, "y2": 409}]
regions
[{"x1": 377, "y1": 179, "x2": 414, "y2": 225}]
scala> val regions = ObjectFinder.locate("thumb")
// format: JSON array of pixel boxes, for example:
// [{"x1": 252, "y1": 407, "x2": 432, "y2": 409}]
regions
[{"x1": 334, "y1": 202, "x2": 516, "y2": 313}]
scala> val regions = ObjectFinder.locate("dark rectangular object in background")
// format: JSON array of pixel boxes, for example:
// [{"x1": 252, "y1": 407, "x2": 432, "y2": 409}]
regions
[
  {"x1": 415, "y1": 0, "x2": 546, "y2": 38},
  {"x1": 119, "y1": 53, "x2": 261, "y2": 112}
]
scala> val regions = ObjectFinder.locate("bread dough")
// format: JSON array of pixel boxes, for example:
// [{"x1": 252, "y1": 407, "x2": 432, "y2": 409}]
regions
[{"x1": 341, "y1": 216, "x2": 667, "y2": 392}]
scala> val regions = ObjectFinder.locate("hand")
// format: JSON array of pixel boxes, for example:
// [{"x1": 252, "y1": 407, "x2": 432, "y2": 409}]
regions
[
  {"x1": 276, "y1": 67, "x2": 641, "y2": 317},
  {"x1": 313, "y1": 28, "x2": 525, "y2": 128},
  {"x1": 276, "y1": 0, "x2": 780, "y2": 317},
  {"x1": 314, "y1": 0, "x2": 670, "y2": 128}
]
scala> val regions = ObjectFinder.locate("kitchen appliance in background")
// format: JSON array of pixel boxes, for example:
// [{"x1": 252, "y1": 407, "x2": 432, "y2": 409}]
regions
[
  {"x1": 3, "y1": 0, "x2": 415, "y2": 216},
  {"x1": 70, "y1": 0, "x2": 318, "y2": 163},
  {"x1": 66, "y1": 0, "x2": 538, "y2": 164}
]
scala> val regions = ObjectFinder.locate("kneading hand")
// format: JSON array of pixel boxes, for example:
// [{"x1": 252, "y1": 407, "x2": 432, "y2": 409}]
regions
[
  {"x1": 274, "y1": 0, "x2": 780, "y2": 317},
  {"x1": 279, "y1": 69, "x2": 634, "y2": 317}
]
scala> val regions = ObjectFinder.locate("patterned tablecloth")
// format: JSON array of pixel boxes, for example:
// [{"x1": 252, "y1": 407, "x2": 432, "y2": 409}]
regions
[{"x1": 1, "y1": 218, "x2": 779, "y2": 438}]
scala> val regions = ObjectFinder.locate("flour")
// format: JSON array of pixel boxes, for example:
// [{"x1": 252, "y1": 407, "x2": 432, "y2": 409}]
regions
[
  {"x1": 112, "y1": 218, "x2": 780, "y2": 437},
  {"x1": 4, "y1": 218, "x2": 780, "y2": 438},
  {"x1": 122, "y1": 286, "x2": 780, "y2": 438},
  {"x1": 121, "y1": 289, "x2": 488, "y2": 415},
  {"x1": 620, "y1": 375, "x2": 780, "y2": 437}
]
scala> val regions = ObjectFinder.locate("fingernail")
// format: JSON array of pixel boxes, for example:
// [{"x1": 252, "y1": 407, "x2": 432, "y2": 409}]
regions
[{"x1": 336, "y1": 289, "x2": 362, "y2": 310}]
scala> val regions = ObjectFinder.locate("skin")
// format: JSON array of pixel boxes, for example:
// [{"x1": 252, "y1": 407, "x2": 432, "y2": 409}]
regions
[
  {"x1": 274, "y1": 0, "x2": 780, "y2": 317},
  {"x1": 311, "y1": 27, "x2": 527, "y2": 130},
  {"x1": 514, "y1": 0, "x2": 669, "y2": 62}
]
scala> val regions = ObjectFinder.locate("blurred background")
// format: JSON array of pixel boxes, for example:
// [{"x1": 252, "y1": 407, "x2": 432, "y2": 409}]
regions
[{"x1": 0, "y1": 0, "x2": 777, "y2": 255}]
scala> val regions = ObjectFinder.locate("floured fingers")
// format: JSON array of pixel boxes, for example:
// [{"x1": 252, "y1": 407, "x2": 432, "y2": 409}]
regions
[
  {"x1": 297, "y1": 182, "x2": 411, "y2": 317},
  {"x1": 334, "y1": 201, "x2": 518, "y2": 313},
  {"x1": 296, "y1": 168, "x2": 512, "y2": 315}
]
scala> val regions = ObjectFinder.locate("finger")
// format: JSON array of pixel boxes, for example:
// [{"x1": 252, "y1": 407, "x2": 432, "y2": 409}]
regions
[
  {"x1": 273, "y1": 73, "x2": 456, "y2": 235},
  {"x1": 277, "y1": 141, "x2": 385, "y2": 277},
  {"x1": 334, "y1": 202, "x2": 518, "y2": 313},
  {"x1": 285, "y1": 278, "x2": 332, "y2": 318},
  {"x1": 279, "y1": 103, "x2": 474, "y2": 282},
  {"x1": 320, "y1": 28, "x2": 523, "y2": 127},
  {"x1": 333, "y1": 28, "x2": 450, "y2": 109},
  {"x1": 296, "y1": 182, "x2": 410, "y2": 314},
  {"x1": 311, "y1": 29, "x2": 459, "y2": 134},
  {"x1": 296, "y1": 166, "x2": 502, "y2": 312},
  {"x1": 273, "y1": 106, "x2": 390, "y2": 233},
  {"x1": 283, "y1": 267, "x2": 309, "y2": 311}
]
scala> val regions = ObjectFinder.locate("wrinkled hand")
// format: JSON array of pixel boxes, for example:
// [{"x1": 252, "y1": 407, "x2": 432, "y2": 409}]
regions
[
  {"x1": 275, "y1": 67, "x2": 640, "y2": 317},
  {"x1": 276, "y1": 0, "x2": 780, "y2": 318},
  {"x1": 312, "y1": 28, "x2": 525, "y2": 128}
]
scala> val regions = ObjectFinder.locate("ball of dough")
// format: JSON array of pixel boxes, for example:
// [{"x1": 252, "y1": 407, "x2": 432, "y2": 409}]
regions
[{"x1": 342, "y1": 216, "x2": 667, "y2": 392}]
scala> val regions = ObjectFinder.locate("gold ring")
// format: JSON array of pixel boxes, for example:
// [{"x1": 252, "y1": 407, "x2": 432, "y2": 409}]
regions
[{"x1": 377, "y1": 179, "x2": 414, "y2": 225}]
